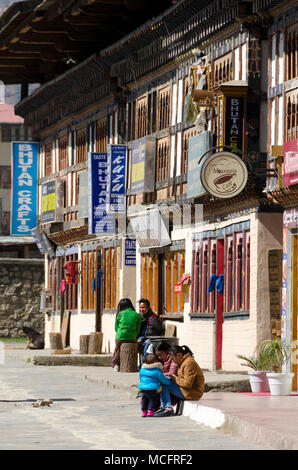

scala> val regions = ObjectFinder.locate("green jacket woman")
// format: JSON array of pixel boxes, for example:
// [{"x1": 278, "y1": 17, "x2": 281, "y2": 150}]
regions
[
  {"x1": 115, "y1": 306, "x2": 142, "y2": 341},
  {"x1": 112, "y1": 298, "x2": 142, "y2": 371}
]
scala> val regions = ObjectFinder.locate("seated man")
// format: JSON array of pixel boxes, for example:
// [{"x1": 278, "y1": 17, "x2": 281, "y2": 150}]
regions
[{"x1": 137, "y1": 298, "x2": 164, "y2": 363}]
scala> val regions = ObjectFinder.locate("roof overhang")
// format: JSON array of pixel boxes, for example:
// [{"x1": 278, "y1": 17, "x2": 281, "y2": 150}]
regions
[{"x1": 0, "y1": 0, "x2": 174, "y2": 85}]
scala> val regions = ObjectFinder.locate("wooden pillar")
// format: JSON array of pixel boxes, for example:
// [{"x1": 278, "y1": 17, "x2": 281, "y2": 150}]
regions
[
  {"x1": 173, "y1": 253, "x2": 178, "y2": 313},
  {"x1": 166, "y1": 253, "x2": 171, "y2": 313}
]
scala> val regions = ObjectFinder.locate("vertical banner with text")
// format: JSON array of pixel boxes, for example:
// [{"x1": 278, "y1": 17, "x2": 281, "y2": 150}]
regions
[
  {"x1": 88, "y1": 152, "x2": 115, "y2": 234},
  {"x1": 107, "y1": 144, "x2": 127, "y2": 213},
  {"x1": 11, "y1": 142, "x2": 38, "y2": 236}
]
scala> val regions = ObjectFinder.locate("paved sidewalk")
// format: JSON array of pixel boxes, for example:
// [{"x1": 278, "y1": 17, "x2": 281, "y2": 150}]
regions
[{"x1": 4, "y1": 345, "x2": 298, "y2": 450}]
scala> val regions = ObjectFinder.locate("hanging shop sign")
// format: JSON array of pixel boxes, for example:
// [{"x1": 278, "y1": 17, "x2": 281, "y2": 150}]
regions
[
  {"x1": 41, "y1": 179, "x2": 64, "y2": 224},
  {"x1": 31, "y1": 227, "x2": 55, "y2": 257},
  {"x1": 31, "y1": 227, "x2": 45, "y2": 255},
  {"x1": 130, "y1": 136, "x2": 156, "y2": 194},
  {"x1": 200, "y1": 151, "x2": 248, "y2": 199},
  {"x1": 283, "y1": 138, "x2": 298, "y2": 187},
  {"x1": 125, "y1": 238, "x2": 136, "y2": 266},
  {"x1": 11, "y1": 142, "x2": 38, "y2": 235},
  {"x1": 283, "y1": 207, "x2": 298, "y2": 229},
  {"x1": 88, "y1": 152, "x2": 115, "y2": 234},
  {"x1": 107, "y1": 144, "x2": 127, "y2": 213},
  {"x1": 225, "y1": 96, "x2": 245, "y2": 151},
  {"x1": 187, "y1": 131, "x2": 213, "y2": 198},
  {"x1": 216, "y1": 82, "x2": 248, "y2": 153}
]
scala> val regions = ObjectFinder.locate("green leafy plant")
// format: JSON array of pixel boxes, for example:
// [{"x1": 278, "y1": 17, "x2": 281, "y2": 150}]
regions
[
  {"x1": 236, "y1": 351, "x2": 269, "y2": 371},
  {"x1": 257, "y1": 339, "x2": 291, "y2": 373}
]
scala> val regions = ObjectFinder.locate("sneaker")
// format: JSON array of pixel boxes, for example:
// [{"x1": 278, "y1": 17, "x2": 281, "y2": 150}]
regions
[
  {"x1": 153, "y1": 407, "x2": 175, "y2": 417},
  {"x1": 142, "y1": 410, "x2": 148, "y2": 417},
  {"x1": 147, "y1": 410, "x2": 155, "y2": 417},
  {"x1": 113, "y1": 365, "x2": 120, "y2": 372},
  {"x1": 154, "y1": 407, "x2": 165, "y2": 415}
]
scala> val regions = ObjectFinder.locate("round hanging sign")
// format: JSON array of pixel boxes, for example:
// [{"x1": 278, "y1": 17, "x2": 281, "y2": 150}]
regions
[{"x1": 200, "y1": 151, "x2": 248, "y2": 199}]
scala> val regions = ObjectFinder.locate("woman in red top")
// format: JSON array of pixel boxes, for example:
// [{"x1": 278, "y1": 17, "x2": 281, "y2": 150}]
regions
[{"x1": 154, "y1": 341, "x2": 178, "y2": 377}]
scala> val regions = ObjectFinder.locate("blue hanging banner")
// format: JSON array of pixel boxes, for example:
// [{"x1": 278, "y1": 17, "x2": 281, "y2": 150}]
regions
[
  {"x1": 107, "y1": 144, "x2": 127, "y2": 213},
  {"x1": 88, "y1": 152, "x2": 115, "y2": 234},
  {"x1": 11, "y1": 142, "x2": 38, "y2": 236}
]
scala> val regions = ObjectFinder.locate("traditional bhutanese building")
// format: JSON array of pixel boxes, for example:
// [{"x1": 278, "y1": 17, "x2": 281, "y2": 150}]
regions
[
  {"x1": 100, "y1": 0, "x2": 287, "y2": 370},
  {"x1": 263, "y1": 0, "x2": 298, "y2": 389},
  {"x1": 1, "y1": 0, "x2": 296, "y2": 374},
  {"x1": 0, "y1": 0, "x2": 175, "y2": 351}
]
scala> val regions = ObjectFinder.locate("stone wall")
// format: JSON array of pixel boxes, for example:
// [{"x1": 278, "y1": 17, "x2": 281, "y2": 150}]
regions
[{"x1": 0, "y1": 258, "x2": 44, "y2": 337}]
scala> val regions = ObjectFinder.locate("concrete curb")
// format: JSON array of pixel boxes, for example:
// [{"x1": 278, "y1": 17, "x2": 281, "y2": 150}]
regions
[
  {"x1": 32, "y1": 354, "x2": 113, "y2": 367},
  {"x1": 221, "y1": 413, "x2": 298, "y2": 450}
]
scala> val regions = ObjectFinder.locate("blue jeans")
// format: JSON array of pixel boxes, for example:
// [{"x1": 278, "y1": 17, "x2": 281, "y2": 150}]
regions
[
  {"x1": 138, "y1": 337, "x2": 152, "y2": 363},
  {"x1": 160, "y1": 381, "x2": 185, "y2": 408}
]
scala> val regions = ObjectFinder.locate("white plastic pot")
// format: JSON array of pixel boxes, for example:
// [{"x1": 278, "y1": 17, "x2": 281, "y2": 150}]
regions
[
  {"x1": 266, "y1": 372, "x2": 294, "y2": 396},
  {"x1": 248, "y1": 371, "x2": 270, "y2": 393}
]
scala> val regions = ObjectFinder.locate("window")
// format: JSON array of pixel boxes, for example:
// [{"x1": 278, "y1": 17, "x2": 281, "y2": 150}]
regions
[
  {"x1": 141, "y1": 250, "x2": 185, "y2": 317},
  {"x1": 76, "y1": 128, "x2": 87, "y2": 163},
  {"x1": 286, "y1": 24, "x2": 298, "y2": 81},
  {"x1": 136, "y1": 96, "x2": 147, "y2": 139},
  {"x1": 96, "y1": 117, "x2": 107, "y2": 152},
  {"x1": 286, "y1": 92, "x2": 298, "y2": 142},
  {"x1": 44, "y1": 143, "x2": 52, "y2": 177},
  {"x1": 103, "y1": 246, "x2": 120, "y2": 310},
  {"x1": 1, "y1": 124, "x2": 31, "y2": 142},
  {"x1": 181, "y1": 126, "x2": 197, "y2": 175},
  {"x1": 59, "y1": 135, "x2": 68, "y2": 171},
  {"x1": 163, "y1": 250, "x2": 185, "y2": 316},
  {"x1": 156, "y1": 137, "x2": 170, "y2": 182},
  {"x1": 141, "y1": 253, "x2": 160, "y2": 315},
  {"x1": 81, "y1": 250, "x2": 97, "y2": 311},
  {"x1": 158, "y1": 86, "x2": 170, "y2": 131},
  {"x1": 192, "y1": 227, "x2": 250, "y2": 315}
]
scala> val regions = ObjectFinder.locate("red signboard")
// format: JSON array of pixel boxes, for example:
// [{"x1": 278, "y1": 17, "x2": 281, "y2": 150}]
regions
[{"x1": 284, "y1": 139, "x2": 298, "y2": 186}]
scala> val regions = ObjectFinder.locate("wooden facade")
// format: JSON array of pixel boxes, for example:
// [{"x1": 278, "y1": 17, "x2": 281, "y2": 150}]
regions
[
  {"x1": 263, "y1": 3, "x2": 298, "y2": 389},
  {"x1": 2, "y1": 0, "x2": 294, "y2": 367}
]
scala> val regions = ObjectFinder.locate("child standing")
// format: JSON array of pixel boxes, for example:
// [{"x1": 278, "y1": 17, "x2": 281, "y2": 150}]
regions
[{"x1": 138, "y1": 354, "x2": 171, "y2": 417}]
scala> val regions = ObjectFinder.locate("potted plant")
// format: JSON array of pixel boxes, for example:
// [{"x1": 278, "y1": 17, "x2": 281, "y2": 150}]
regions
[
  {"x1": 258, "y1": 339, "x2": 294, "y2": 396},
  {"x1": 236, "y1": 351, "x2": 270, "y2": 393}
]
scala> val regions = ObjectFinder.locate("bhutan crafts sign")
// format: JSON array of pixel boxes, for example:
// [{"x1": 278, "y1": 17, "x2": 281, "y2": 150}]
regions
[
  {"x1": 200, "y1": 151, "x2": 248, "y2": 199},
  {"x1": 11, "y1": 142, "x2": 38, "y2": 235}
]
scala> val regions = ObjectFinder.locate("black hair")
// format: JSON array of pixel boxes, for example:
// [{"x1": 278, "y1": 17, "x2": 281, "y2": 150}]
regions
[
  {"x1": 21, "y1": 326, "x2": 40, "y2": 340},
  {"x1": 169, "y1": 345, "x2": 193, "y2": 357},
  {"x1": 144, "y1": 353, "x2": 157, "y2": 364},
  {"x1": 117, "y1": 298, "x2": 135, "y2": 313},
  {"x1": 155, "y1": 341, "x2": 171, "y2": 353},
  {"x1": 138, "y1": 298, "x2": 150, "y2": 308}
]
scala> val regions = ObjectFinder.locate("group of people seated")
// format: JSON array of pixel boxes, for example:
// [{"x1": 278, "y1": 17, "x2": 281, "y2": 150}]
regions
[{"x1": 112, "y1": 297, "x2": 205, "y2": 418}]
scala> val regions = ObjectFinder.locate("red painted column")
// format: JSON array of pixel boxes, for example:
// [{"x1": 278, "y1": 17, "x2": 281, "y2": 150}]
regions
[{"x1": 216, "y1": 239, "x2": 224, "y2": 370}]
